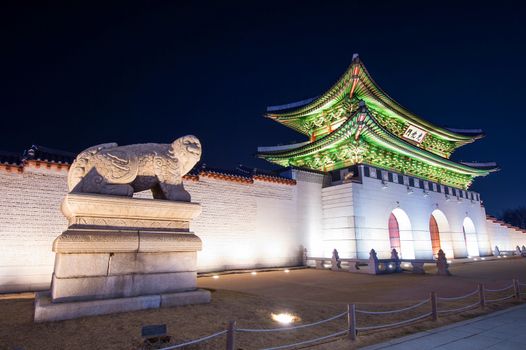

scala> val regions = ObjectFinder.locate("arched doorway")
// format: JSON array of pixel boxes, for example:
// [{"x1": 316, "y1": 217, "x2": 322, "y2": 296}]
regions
[
  {"x1": 388, "y1": 208, "x2": 415, "y2": 259},
  {"x1": 429, "y1": 209, "x2": 451, "y2": 258},
  {"x1": 463, "y1": 217, "x2": 479, "y2": 257},
  {"x1": 389, "y1": 213, "x2": 401, "y2": 253},
  {"x1": 429, "y1": 215, "x2": 441, "y2": 256}
]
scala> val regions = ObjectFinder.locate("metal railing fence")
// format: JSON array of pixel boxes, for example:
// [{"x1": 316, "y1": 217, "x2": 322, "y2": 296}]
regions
[{"x1": 158, "y1": 278, "x2": 524, "y2": 350}]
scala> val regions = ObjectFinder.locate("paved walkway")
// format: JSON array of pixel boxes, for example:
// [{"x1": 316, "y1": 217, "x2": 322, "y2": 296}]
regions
[{"x1": 362, "y1": 304, "x2": 526, "y2": 349}]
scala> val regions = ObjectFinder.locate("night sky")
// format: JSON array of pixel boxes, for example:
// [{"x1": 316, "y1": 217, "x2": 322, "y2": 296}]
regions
[{"x1": 1, "y1": 1, "x2": 525, "y2": 215}]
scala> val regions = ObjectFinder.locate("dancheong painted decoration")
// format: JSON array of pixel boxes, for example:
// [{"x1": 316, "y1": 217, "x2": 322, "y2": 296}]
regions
[{"x1": 258, "y1": 54, "x2": 498, "y2": 189}]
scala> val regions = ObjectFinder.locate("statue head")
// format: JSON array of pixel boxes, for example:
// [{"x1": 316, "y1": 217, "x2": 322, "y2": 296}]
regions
[{"x1": 171, "y1": 135, "x2": 202, "y2": 175}]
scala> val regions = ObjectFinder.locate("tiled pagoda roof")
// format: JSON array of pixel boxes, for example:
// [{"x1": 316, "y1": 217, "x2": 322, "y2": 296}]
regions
[
  {"x1": 0, "y1": 145, "x2": 296, "y2": 186},
  {"x1": 266, "y1": 54, "x2": 484, "y2": 149},
  {"x1": 0, "y1": 150, "x2": 23, "y2": 166},
  {"x1": 259, "y1": 54, "x2": 498, "y2": 188},
  {"x1": 23, "y1": 145, "x2": 76, "y2": 164},
  {"x1": 195, "y1": 164, "x2": 296, "y2": 185},
  {"x1": 259, "y1": 103, "x2": 498, "y2": 188},
  {"x1": 0, "y1": 145, "x2": 76, "y2": 167}
]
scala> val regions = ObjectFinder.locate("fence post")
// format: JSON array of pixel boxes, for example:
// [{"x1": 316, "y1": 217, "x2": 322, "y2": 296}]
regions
[
  {"x1": 347, "y1": 304, "x2": 356, "y2": 341},
  {"x1": 431, "y1": 292, "x2": 438, "y2": 321},
  {"x1": 226, "y1": 320, "x2": 236, "y2": 350},
  {"x1": 513, "y1": 279, "x2": 520, "y2": 300},
  {"x1": 478, "y1": 284, "x2": 485, "y2": 308}
]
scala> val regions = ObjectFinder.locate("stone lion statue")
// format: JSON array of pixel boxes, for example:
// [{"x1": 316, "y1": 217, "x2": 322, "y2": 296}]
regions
[{"x1": 68, "y1": 135, "x2": 201, "y2": 201}]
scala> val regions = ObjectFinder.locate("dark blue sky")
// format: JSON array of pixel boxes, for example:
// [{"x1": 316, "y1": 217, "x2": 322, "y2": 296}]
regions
[{"x1": 1, "y1": 1, "x2": 525, "y2": 215}]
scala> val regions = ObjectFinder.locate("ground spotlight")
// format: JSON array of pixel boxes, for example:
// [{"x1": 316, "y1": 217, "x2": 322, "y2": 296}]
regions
[{"x1": 271, "y1": 313, "x2": 297, "y2": 325}]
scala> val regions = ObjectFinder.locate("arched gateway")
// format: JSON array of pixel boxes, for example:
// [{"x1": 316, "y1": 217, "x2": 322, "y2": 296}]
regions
[
  {"x1": 388, "y1": 208, "x2": 415, "y2": 259},
  {"x1": 429, "y1": 209, "x2": 451, "y2": 257},
  {"x1": 429, "y1": 215, "x2": 441, "y2": 256},
  {"x1": 463, "y1": 217, "x2": 480, "y2": 257}
]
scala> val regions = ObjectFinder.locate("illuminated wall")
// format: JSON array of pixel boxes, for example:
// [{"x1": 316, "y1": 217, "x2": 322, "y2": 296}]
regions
[
  {"x1": 0, "y1": 162, "x2": 523, "y2": 293},
  {"x1": 485, "y1": 220, "x2": 526, "y2": 251},
  {"x1": 0, "y1": 166, "x2": 312, "y2": 292},
  {"x1": 333, "y1": 165, "x2": 492, "y2": 260},
  {"x1": 0, "y1": 166, "x2": 68, "y2": 293}
]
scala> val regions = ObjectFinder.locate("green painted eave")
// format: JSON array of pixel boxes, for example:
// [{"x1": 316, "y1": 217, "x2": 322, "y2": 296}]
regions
[{"x1": 259, "y1": 109, "x2": 495, "y2": 178}]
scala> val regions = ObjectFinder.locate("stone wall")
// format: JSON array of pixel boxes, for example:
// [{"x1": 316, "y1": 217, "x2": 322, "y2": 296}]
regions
[
  {"x1": 485, "y1": 219, "x2": 526, "y2": 251},
  {"x1": 1, "y1": 161, "x2": 525, "y2": 294},
  {"x1": 322, "y1": 183, "x2": 355, "y2": 258},
  {"x1": 0, "y1": 166, "x2": 69, "y2": 292},
  {"x1": 0, "y1": 164, "x2": 301, "y2": 292},
  {"x1": 322, "y1": 165, "x2": 495, "y2": 260},
  {"x1": 187, "y1": 176, "x2": 301, "y2": 271},
  {"x1": 351, "y1": 173, "x2": 491, "y2": 259}
]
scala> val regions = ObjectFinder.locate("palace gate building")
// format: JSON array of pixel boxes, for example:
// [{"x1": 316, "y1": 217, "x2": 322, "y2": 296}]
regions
[
  {"x1": 0, "y1": 55, "x2": 524, "y2": 292},
  {"x1": 257, "y1": 54, "x2": 500, "y2": 261}
]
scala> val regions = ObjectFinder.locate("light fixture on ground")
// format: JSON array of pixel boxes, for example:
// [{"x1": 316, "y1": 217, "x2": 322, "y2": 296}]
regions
[
  {"x1": 271, "y1": 313, "x2": 298, "y2": 325},
  {"x1": 284, "y1": 269, "x2": 290, "y2": 273},
  {"x1": 212, "y1": 275, "x2": 219, "y2": 279},
  {"x1": 251, "y1": 271, "x2": 257, "y2": 275}
]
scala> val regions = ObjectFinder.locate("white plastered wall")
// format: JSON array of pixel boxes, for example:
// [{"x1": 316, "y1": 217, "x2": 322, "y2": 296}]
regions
[
  {"x1": 485, "y1": 220, "x2": 526, "y2": 251},
  {"x1": 347, "y1": 171, "x2": 491, "y2": 259},
  {"x1": 0, "y1": 167, "x2": 302, "y2": 292},
  {"x1": 0, "y1": 167, "x2": 69, "y2": 293},
  {"x1": 321, "y1": 182, "x2": 356, "y2": 258},
  {"x1": 289, "y1": 169, "x2": 325, "y2": 258}
]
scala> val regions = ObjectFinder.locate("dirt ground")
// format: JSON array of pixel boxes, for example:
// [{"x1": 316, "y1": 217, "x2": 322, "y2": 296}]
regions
[{"x1": 0, "y1": 258, "x2": 525, "y2": 350}]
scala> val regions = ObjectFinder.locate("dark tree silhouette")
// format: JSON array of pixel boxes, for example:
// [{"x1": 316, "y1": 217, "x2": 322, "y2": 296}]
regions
[{"x1": 500, "y1": 207, "x2": 526, "y2": 229}]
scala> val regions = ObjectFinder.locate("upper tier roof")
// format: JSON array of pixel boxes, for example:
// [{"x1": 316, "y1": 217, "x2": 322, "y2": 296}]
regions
[{"x1": 265, "y1": 54, "x2": 484, "y2": 148}]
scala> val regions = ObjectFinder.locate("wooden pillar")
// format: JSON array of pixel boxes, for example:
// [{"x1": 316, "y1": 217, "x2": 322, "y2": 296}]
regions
[
  {"x1": 226, "y1": 320, "x2": 236, "y2": 350},
  {"x1": 513, "y1": 279, "x2": 521, "y2": 300},
  {"x1": 347, "y1": 304, "x2": 356, "y2": 341},
  {"x1": 431, "y1": 292, "x2": 438, "y2": 321},
  {"x1": 478, "y1": 284, "x2": 485, "y2": 308}
]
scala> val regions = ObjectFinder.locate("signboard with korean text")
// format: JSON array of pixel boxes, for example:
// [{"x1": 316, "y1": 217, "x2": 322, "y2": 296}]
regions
[{"x1": 403, "y1": 125, "x2": 427, "y2": 144}]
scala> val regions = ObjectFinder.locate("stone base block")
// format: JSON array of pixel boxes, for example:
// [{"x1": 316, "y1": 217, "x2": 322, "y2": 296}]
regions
[
  {"x1": 161, "y1": 289, "x2": 211, "y2": 307},
  {"x1": 52, "y1": 271, "x2": 196, "y2": 302},
  {"x1": 54, "y1": 251, "x2": 197, "y2": 278},
  {"x1": 35, "y1": 289, "x2": 211, "y2": 322}
]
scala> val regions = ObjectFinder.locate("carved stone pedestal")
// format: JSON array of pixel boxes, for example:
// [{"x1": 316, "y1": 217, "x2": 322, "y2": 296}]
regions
[{"x1": 34, "y1": 193, "x2": 211, "y2": 322}]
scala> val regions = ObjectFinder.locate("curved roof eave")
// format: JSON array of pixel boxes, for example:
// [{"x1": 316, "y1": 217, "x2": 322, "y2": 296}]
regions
[
  {"x1": 356, "y1": 62, "x2": 483, "y2": 142},
  {"x1": 259, "y1": 110, "x2": 494, "y2": 176},
  {"x1": 265, "y1": 55, "x2": 484, "y2": 144}
]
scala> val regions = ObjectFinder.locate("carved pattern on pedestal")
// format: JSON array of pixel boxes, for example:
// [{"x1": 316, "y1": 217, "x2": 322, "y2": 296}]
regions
[{"x1": 72, "y1": 217, "x2": 188, "y2": 230}]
